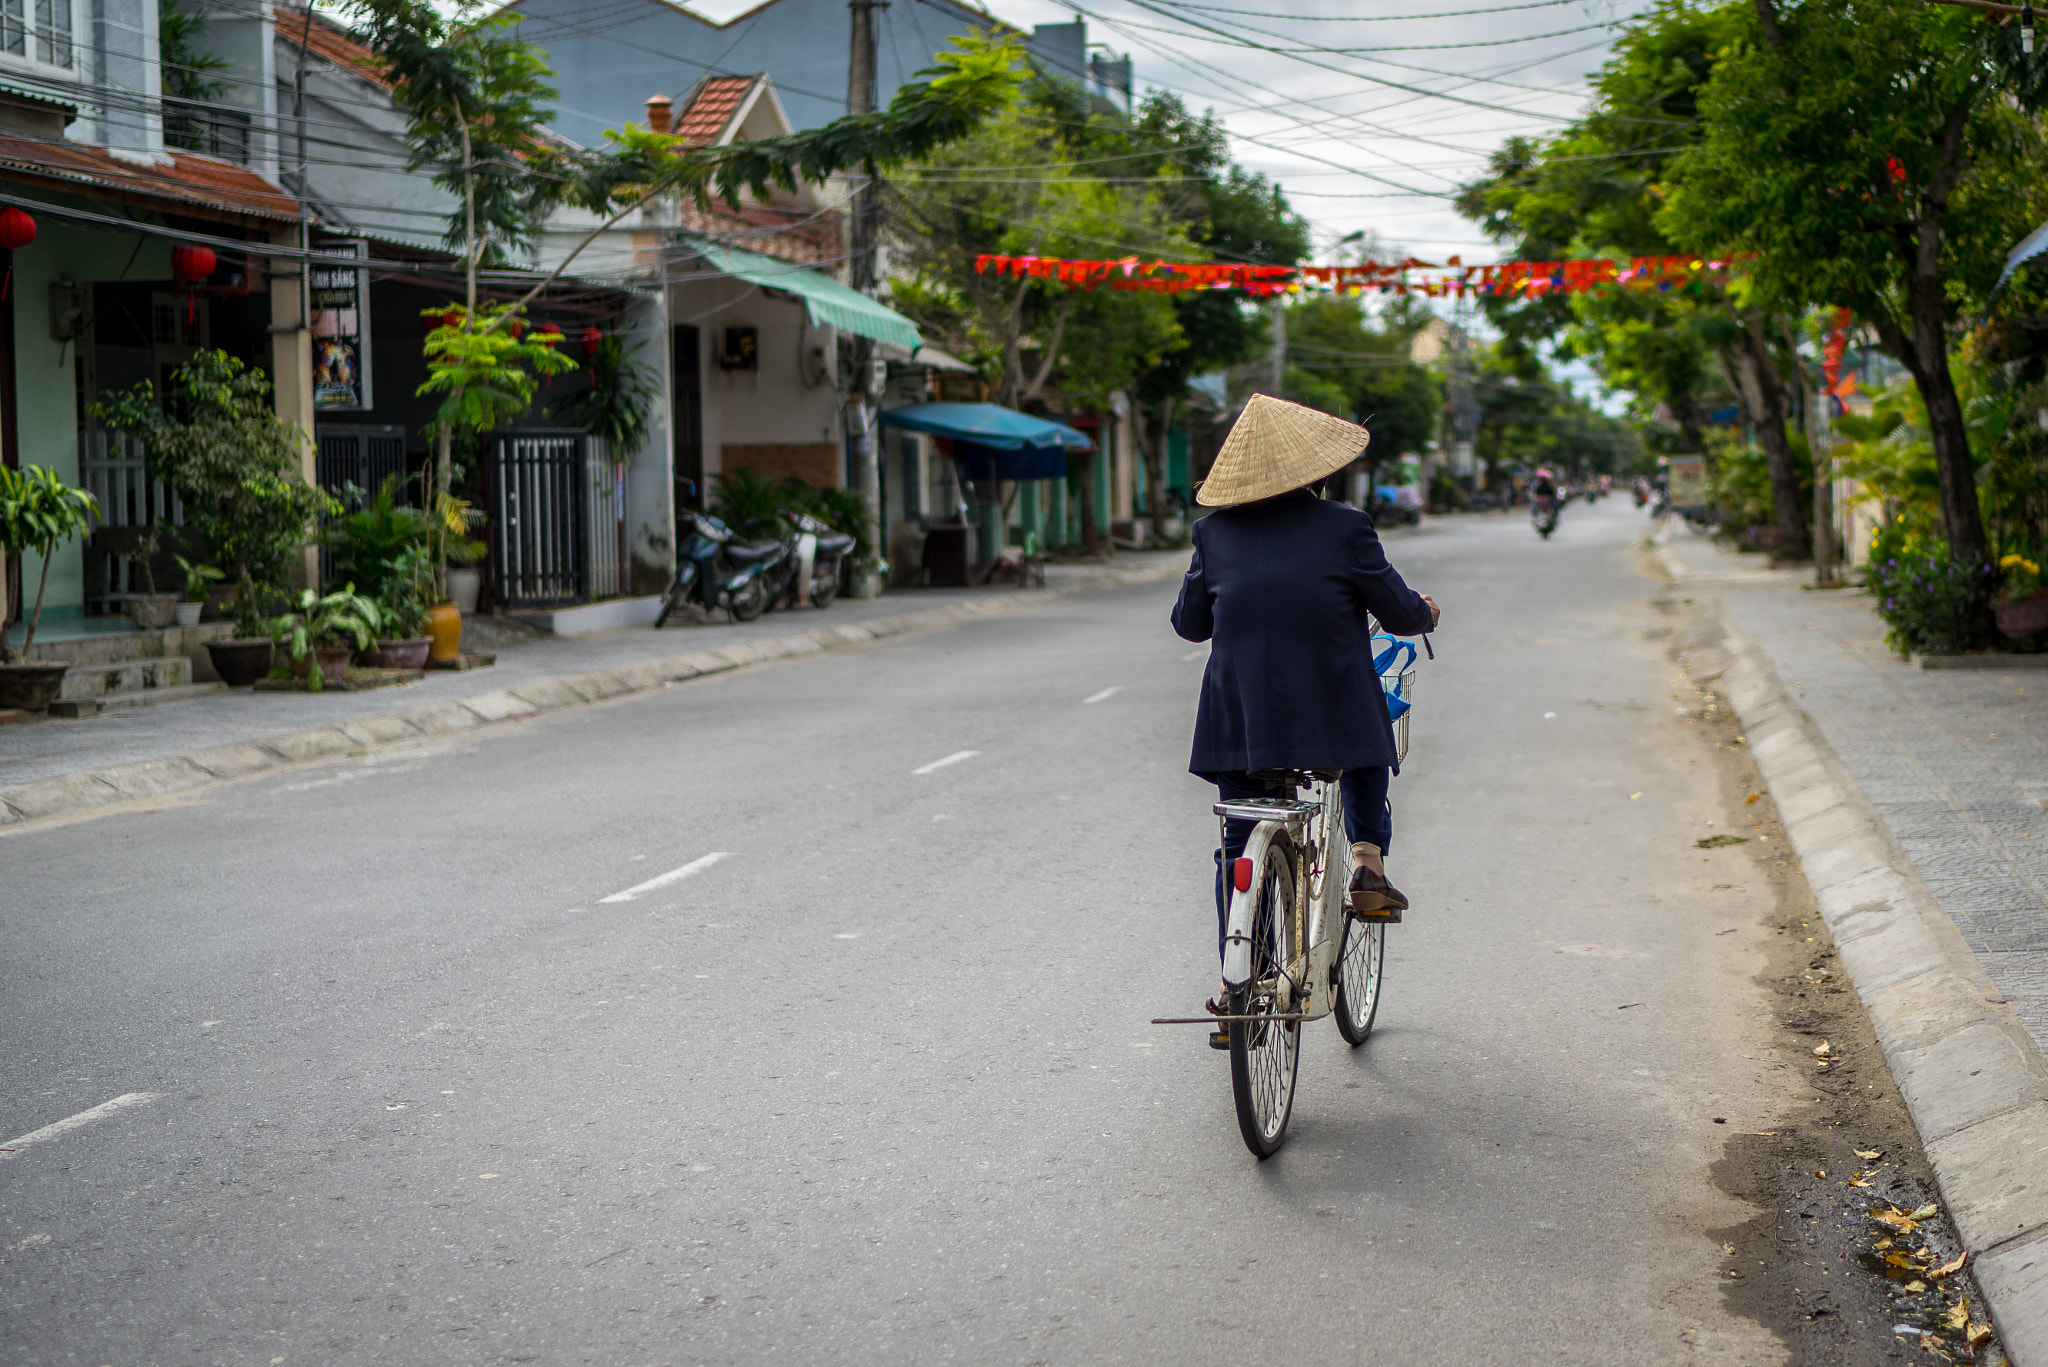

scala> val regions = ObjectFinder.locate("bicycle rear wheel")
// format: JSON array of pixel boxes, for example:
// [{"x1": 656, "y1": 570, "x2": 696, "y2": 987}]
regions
[
  {"x1": 1229, "y1": 840, "x2": 1301, "y2": 1158},
  {"x1": 1334, "y1": 916, "x2": 1384, "y2": 1046}
]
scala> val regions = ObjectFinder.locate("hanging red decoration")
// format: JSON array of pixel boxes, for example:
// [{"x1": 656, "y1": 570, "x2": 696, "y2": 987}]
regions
[
  {"x1": 538, "y1": 320, "x2": 562, "y2": 337},
  {"x1": 537, "y1": 320, "x2": 563, "y2": 385},
  {"x1": 0, "y1": 206, "x2": 35, "y2": 252},
  {"x1": 0, "y1": 205, "x2": 32, "y2": 299},
  {"x1": 170, "y1": 243, "x2": 215, "y2": 283},
  {"x1": 171, "y1": 243, "x2": 216, "y2": 324},
  {"x1": 579, "y1": 324, "x2": 602, "y2": 357}
]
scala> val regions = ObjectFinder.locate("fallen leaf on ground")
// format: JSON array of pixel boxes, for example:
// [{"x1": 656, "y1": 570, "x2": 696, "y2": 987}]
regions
[
  {"x1": 1696, "y1": 834, "x2": 1747, "y2": 847},
  {"x1": 1932, "y1": 1252, "x2": 1967, "y2": 1277},
  {"x1": 1856, "y1": 1149, "x2": 1883, "y2": 1160},
  {"x1": 1908, "y1": 1204, "x2": 1939, "y2": 1221},
  {"x1": 1814, "y1": 1041, "x2": 1832, "y2": 1056},
  {"x1": 1942, "y1": 1299, "x2": 1968, "y2": 1331},
  {"x1": 1871, "y1": 1209, "x2": 1921, "y2": 1233},
  {"x1": 1630, "y1": 792, "x2": 1643, "y2": 800},
  {"x1": 1886, "y1": 1252, "x2": 1916, "y2": 1269},
  {"x1": 1746, "y1": 793, "x2": 1761, "y2": 803},
  {"x1": 1876, "y1": 1238, "x2": 1894, "y2": 1250},
  {"x1": 1902, "y1": 1279, "x2": 1927, "y2": 1293},
  {"x1": 1970, "y1": 1322, "x2": 1995, "y2": 1348},
  {"x1": 1849, "y1": 1179, "x2": 1870, "y2": 1188}
]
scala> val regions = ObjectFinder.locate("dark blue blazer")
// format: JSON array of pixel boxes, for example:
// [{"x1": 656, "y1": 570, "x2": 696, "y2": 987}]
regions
[{"x1": 1171, "y1": 489, "x2": 1432, "y2": 777}]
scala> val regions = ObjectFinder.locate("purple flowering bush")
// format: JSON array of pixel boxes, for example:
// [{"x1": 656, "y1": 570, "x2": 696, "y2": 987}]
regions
[{"x1": 1864, "y1": 522, "x2": 1993, "y2": 658}]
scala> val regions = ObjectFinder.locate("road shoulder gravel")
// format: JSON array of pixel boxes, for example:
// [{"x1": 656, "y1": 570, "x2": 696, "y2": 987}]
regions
[{"x1": 1656, "y1": 529, "x2": 2048, "y2": 1365}]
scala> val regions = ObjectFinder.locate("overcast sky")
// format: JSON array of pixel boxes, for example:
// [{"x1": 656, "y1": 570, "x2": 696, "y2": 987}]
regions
[{"x1": 682, "y1": 0, "x2": 1632, "y2": 268}]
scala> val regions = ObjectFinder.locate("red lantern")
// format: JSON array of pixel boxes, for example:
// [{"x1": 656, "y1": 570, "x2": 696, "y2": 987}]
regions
[
  {"x1": 0, "y1": 206, "x2": 32, "y2": 299},
  {"x1": 506, "y1": 317, "x2": 525, "y2": 340},
  {"x1": 579, "y1": 324, "x2": 602, "y2": 357},
  {"x1": 171, "y1": 243, "x2": 215, "y2": 324},
  {"x1": 0, "y1": 206, "x2": 35, "y2": 252},
  {"x1": 170, "y1": 243, "x2": 215, "y2": 283},
  {"x1": 538, "y1": 320, "x2": 562, "y2": 337}
]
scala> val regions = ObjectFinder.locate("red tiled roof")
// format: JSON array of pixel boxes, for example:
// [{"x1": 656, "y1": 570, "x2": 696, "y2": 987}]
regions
[
  {"x1": 674, "y1": 75, "x2": 754, "y2": 147},
  {"x1": 0, "y1": 136, "x2": 298, "y2": 220},
  {"x1": 275, "y1": 5, "x2": 391, "y2": 90}
]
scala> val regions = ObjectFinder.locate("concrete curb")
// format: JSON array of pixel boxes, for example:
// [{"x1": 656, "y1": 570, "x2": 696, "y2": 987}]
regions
[
  {"x1": 0, "y1": 562, "x2": 1182, "y2": 830},
  {"x1": 1714, "y1": 618, "x2": 2048, "y2": 1366}
]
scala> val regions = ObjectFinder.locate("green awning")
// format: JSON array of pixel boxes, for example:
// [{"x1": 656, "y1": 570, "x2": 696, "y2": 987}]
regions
[{"x1": 684, "y1": 236, "x2": 921, "y2": 350}]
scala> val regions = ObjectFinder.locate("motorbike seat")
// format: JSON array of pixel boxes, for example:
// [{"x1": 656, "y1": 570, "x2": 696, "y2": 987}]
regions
[
  {"x1": 812, "y1": 531, "x2": 856, "y2": 558},
  {"x1": 725, "y1": 540, "x2": 784, "y2": 567}
]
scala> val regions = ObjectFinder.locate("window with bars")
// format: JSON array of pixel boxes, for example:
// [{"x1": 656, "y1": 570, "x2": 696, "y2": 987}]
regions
[
  {"x1": 0, "y1": 0, "x2": 72, "y2": 68},
  {"x1": 164, "y1": 99, "x2": 251, "y2": 162}
]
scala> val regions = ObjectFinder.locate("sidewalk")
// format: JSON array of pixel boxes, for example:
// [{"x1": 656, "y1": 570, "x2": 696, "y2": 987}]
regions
[
  {"x1": 0, "y1": 551, "x2": 1186, "y2": 821},
  {"x1": 1660, "y1": 522, "x2": 2048, "y2": 1364}
]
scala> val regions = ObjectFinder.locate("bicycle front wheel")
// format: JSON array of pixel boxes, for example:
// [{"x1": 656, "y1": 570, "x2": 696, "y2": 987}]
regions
[
  {"x1": 1229, "y1": 841, "x2": 1301, "y2": 1158},
  {"x1": 1334, "y1": 916, "x2": 1384, "y2": 1046}
]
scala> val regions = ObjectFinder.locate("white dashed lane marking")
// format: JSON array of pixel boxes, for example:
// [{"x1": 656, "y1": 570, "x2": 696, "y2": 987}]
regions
[
  {"x1": 599, "y1": 851, "x2": 731, "y2": 904},
  {"x1": 0, "y1": 1093, "x2": 162, "y2": 1162},
  {"x1": 1083, "y1": 687, "x2": 1121, "y2": 704},
  {"x1": 911, "y1": 750, "x2": 980, "y2": 775}
]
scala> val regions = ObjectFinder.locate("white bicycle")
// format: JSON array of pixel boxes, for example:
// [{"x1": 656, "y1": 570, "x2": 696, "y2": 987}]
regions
[{"x1": 1157, "y1": 641, "x2": 1416, "y2": 1158}]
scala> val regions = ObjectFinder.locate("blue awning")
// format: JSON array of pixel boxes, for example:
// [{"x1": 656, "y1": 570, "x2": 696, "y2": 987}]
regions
[{"x1": 881, "y1": 402, "x2": 1093, "y2": 480}]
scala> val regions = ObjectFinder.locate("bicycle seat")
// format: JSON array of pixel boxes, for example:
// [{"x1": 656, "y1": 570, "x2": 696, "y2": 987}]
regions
[{"x1": 724, "y1": 540, "x2": 783, "y2": 567}]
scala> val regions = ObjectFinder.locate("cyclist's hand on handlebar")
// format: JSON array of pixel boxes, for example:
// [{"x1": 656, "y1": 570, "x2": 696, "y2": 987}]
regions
[{"x1": 1421, "y1": 594, "x2": 1441, "y2": 630}]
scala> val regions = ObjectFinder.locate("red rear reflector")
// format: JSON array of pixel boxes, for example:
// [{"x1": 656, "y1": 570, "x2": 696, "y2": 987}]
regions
[{"x1": 1232, "y1": 857, "x2": 1253, "y2": 892}]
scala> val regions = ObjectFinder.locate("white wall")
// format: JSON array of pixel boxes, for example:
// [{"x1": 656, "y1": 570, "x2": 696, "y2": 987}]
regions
[{"x1": 668, "y1": 274, "x2": 842, "y2": 487}]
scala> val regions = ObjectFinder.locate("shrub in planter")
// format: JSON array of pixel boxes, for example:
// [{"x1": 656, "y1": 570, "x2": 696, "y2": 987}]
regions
[
  {"x1": 1864, "y1": 522, "x2": 1995, "y2": 658},
  {"x1": 266, "y1": 586, "x2": 377, "y2": 693},
  {"x1": 0, "y1": 464, "x2": 99, "y2": 662}
]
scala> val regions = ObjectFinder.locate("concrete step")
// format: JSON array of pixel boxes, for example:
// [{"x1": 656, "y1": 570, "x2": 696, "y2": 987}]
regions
[
  {"x1": 49, "y1": 681, "x2": 225, "y2": 718},
  {"x1": 57, "y1": 657, "x2": 194, "y2": 702}
]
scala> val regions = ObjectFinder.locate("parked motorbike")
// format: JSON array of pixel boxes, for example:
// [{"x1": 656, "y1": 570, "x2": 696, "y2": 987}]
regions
[
  {"x1": 1365, "y1": 491, "x2": 1421, "y2": 527},
  {"x1": 769, "y1": 511, "x2": 858, "y2": 610},
  {"x1": 1532, "y1": 494, "x2": 1560, "y2": 539},
  {"x1": 655, "y1": 509, "x2": 788, "y2": 626}
]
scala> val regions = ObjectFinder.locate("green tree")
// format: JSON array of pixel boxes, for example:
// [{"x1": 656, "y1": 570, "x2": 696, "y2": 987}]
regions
[
  {"x1": 0, "y1": 466, "x2": 98, "y2": 661},
  {"x1": 1460, "y1": 1, "x2": 1813, "y2": 558},
  {"x1": 1281, "y1": 294, "x2": 1441, "y2": 479},
  {"x1": 1661, "y1": 0, "x2": 2048, "y2": 584}
]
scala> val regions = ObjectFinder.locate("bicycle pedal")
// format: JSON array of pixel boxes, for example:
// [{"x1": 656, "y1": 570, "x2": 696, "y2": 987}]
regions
[
  {"x1": 1208, "y1": 1028, "x2": 1230, "y2": 1051},
  {"x1": 1350, "y1": 907, "x2": 1402, "y2": 924}
]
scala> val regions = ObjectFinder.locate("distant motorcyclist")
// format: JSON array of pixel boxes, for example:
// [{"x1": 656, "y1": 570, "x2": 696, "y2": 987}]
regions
[{"x1": 1531, "y1": 468, "x2": 1560, "y2": 503}]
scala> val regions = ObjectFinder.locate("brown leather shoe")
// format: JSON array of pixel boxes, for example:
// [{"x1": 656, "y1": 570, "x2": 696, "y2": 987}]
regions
[{"x1": 1348, "y1": 842, "x2": 1407, "y2": 922}]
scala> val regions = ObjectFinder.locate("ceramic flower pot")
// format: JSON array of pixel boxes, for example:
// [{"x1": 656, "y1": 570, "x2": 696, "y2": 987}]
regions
[
  {"x1": 1993, "y1": 593, "x2": 2048, "y2": 640},
  {"x1": 446, "y1": 567, "x2": 482, "y2": 614},
  {"x1": 127, "y1": 594, "x2": 180, "y2": 630},
  {"x1": 362, "y1": 636, "x2": 432, "y2": 670},
  {"x1": 173, "y1": 602, "x2": 204, "y2": 627},
  {"x1": 0, "y1": 663, "x2": 69, "y2": 710},
  {"x1": 205, "y1": 637, "x2": 275, "y2": 688},
  {"x1": 425, "y1": 602, "x2": 463, "y2": 662},
  {"x1": 287, "y1": 645, "x2": 353, "y2": 685}
]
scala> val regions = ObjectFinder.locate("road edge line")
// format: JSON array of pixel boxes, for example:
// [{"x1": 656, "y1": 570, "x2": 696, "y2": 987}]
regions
[
  {"x1": 0, "y1": 562, "x2": 1183, "y2": 831},
  {"x1": 1715, "y1": 615, "x2": 2048, "y2": 1366}
]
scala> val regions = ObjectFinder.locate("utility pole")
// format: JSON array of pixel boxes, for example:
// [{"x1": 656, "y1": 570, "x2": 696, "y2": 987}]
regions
[
  {"x1": 844, "y1": 0, "x2": 886, "y2": 598},
  {"x1": 1268, "y1": 296, "x2": 1285, "y2": 396}
]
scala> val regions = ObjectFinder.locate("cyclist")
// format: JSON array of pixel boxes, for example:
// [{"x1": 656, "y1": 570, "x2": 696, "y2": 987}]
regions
[{"x1": 1170, "y1": 395, "x2": 1438, "y2": 1022}]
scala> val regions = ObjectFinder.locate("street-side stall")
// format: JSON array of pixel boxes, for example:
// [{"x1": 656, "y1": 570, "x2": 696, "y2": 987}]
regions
[{"x1": 879, "y1": 402, "x2": 1093, "y2": 585}]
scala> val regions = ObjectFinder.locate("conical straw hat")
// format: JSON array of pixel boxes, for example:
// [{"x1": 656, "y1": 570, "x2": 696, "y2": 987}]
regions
[{"x1": 1195, "y1": 394, "x2": 1370, "y2": 507}]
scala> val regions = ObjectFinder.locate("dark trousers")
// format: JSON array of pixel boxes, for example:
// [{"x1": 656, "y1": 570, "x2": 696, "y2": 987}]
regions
[{"x1": 1210, "y1": 768, "x2": 1391, "y2": 964}]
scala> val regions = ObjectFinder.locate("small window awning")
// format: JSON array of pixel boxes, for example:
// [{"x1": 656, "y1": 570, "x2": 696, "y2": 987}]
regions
[
  {"x1": 684, "y1": 235, "x2": 921, "y2": 350},
  {"x1": 880, "y1": 402, "x2": 1094, "y2": 481}
]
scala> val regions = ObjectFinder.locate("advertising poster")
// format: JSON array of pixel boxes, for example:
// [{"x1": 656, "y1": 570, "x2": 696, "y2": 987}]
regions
[{"x1": 311, "y1": 241, "x2": 371, "y2": 411}]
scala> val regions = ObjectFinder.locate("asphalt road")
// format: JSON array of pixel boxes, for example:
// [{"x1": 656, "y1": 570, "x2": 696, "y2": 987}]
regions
[{"x1": 5, "y1": 498, "x2": 1805, "y2": 1365}]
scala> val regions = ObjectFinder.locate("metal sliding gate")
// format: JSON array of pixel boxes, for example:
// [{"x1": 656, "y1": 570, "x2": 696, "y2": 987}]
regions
[{"x1": 487, "y1": 431, "x2": 622, "y2": 609}]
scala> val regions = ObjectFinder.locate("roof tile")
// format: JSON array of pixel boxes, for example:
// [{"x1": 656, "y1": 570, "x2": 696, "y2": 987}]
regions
[{"x1": 0, "y1": 136, "x2": 298, "y2": 220}]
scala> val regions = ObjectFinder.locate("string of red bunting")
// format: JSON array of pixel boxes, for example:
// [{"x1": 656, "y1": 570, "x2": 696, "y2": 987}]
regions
[{"x1": 972, "y1": 252, "x2": 1747, "y2": 298}]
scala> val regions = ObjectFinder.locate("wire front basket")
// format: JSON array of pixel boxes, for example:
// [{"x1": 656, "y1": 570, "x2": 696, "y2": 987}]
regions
[{"x1": 1383, "y1": 666, "x2": 1417, "y2": 764}]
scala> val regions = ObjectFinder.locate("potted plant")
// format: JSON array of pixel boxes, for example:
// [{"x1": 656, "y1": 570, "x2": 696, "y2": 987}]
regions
[
  {"x1": 125, "y1": 525, "x2": 182, "y2": 630},
  {"x1": 0, "y1": 464, "x2": 99, "y2": 707},
  {"x1": 266, "y1": 585, "x2": 377, "y2": 691},
  {"x1": 173, "y1": 554, "x2": 222, "y2": 626},
  {"x1": 1993, "y1": 552, "x2": 2048, "y2": 641},
  {"x1": 426, "y1": 492, "x2": 488, "y2": 659},
  {"x1": 92, "y1": 351, "x2": 332, "y2": 689},
  {"x1": 361, "y1": 544, "x2": 434, "y2": 669}
]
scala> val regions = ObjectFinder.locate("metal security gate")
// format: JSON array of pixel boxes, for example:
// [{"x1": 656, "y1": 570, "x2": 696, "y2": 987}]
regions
[
  {"x1": 488, "y1": 430, "x2": 584, "y2": 607},
  {"x1": 315, "y1": 425, "x2": 409, "y2": 502}
]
